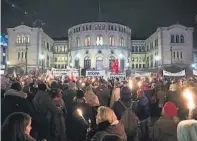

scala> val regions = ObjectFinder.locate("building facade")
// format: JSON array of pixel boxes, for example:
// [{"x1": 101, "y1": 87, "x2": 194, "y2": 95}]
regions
[
  {"x1": 7, "y1": 25, "x2": 54, "y2": 74},
  {"x1": 7, "y1": 23, "x2": 194, "y2": 73}
]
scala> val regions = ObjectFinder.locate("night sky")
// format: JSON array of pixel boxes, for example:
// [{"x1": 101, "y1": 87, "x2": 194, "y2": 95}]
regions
[{"x1": 2, "y1": 0, "x2": 197, "y2": 40}]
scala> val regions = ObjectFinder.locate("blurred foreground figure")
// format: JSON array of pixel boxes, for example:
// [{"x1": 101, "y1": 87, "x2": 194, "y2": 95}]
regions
[{"x1": 1, "y1": 112, "x2": 37, "y2": 141}]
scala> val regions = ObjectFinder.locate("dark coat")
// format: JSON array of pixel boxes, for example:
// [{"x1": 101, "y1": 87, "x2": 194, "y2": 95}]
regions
[
  {"x1": 94, "y1": 84, "x2": 110, "y2": 106},
  {"x1": 90, "y1": 121, "x2": 127, "y2": 141},
  {"x1": 62, "y1": 88, "x2": 77, "y2": 114},
  {"x1": 151, "y1": 116, "x2": 178, "y2": 141},
  {"x1": 51, "y1": 98, "x2": 67, "y2": 141},
  {"x1": 32, "y1": 90, "x2": 61, "y2": 140},
  {"x1": 113, "y1": 99, "x2": 137, "y2": 120},
  {"x1": 1, "y1": 94, "x2": 34, "y2": 123}
]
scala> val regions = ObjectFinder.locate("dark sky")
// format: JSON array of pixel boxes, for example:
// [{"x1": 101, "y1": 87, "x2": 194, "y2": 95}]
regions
[{"x1": 2, "y1": 0, "x2": 197, "y2": 39}]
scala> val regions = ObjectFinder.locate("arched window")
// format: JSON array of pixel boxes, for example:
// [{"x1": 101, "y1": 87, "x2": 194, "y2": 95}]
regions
[
  {"x1": 21, "y1": 34, "x2": 25, "y2": 43},
  {"x1": 176, "y1": 35, "x2": 179, "y2": 43},
  {"x1": 75, "y1": 58, "x2": 79, "y2": 69},
  {"x1": 180, "y1": 35, "x2": 184, "y2": 43},
  {"x1": 85, "y1": 36, "x2": 91, "y2": 46},
  {"x1": 135, "y1": 46, "x2": 138, "y2": 52},
  {"x1": 76, "y1": 37, "x2": 80, "y2": 47},
  {"x1": 109, "y1": 56, "x2": 115, "y2": 69},
  {"x1": 132, "y1": 46, "x2": 134, "y2": 52},
  {"x1": 84, "y1": 56, "x2": 91, "y2": 69},
  {"x1": 21, "y1": 52, "x2": 24, "y2": 59},
  {"x1": 18, "y1": 52, "x2": 20, "y2": 59},
  {"x1": 139, "y1": 46, "x2": 142, "y2": 52},
  {"x1": 120, "y1": 37, "x2": 124, "y2": 47},
  {"x1": 109, "y1": 35, "x2": 115, "y2": 46},
  {"x1": 96, "y1": 57, "x2": 103, "y2": 70},
  {"x1": 171, "y1": 35, "x2": 174, "y2": 43},
  {"x1": 17, "y1": 35, "x2": 21, "y2": 43},
  {"x1": 26, "y1": 35, "x2": 30, "y2": 43},
  {"x1": 96, "y1": 35, "x2": 103, "y2": 46}
]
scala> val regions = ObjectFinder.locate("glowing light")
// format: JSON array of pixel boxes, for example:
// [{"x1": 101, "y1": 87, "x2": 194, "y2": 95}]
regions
[
  {"x1": 128, "y1": 79, "x2": 133, "y2": 89},
  {"x1": 184, "y1": 90, "x2": 195, "y2": 110},
  {"x1": 40, "y1": 54, "x2": 44, "y2": 60},
  {"x1": 77, "y1": 109, "x2": 83, "y2": 117},
  {"x1": 155, "y1": 56, "x2": 161, "y2": 61},
  {"x1": 138, "y1": 81, "x2": 142, "y2": 88},
  {"x1": 82, "y1": 82, "x2": 85, "y2": 87}
]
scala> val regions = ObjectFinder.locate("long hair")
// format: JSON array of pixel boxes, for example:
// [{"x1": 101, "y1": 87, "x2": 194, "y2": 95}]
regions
[{"x1": 1, "y1": 112, "x2": 31, "y2": 141}]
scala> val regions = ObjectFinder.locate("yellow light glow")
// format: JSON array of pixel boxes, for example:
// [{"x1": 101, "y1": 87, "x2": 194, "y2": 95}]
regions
[
  {"x1": 138, "y1": 81, "x2": 142, "y2": 88},
  {"x1": 184, "y1": 89, "x2": 195, "y2": 110},
  {"x1": 77, "y1": 109, "x2": 83, "y2": 117},
  {"x1": 128, "y1": 79, "x2": 133, "y2": 89}
]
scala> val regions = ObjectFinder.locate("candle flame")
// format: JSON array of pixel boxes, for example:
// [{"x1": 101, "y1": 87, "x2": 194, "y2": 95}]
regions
[
  {"x1": 77, "y1": 109, "x2": 83, "y2": 117},
  {"x1": 184, "y1": 90, "x2": 195, "y2": 110}
]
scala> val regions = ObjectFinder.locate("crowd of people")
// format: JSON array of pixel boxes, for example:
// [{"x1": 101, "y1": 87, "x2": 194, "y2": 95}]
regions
[{"x1": 1, "y1": 74, "x2": 197, "y2": 141}]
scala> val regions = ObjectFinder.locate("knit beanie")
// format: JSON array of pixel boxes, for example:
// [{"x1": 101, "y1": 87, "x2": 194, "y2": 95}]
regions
[{"x1": 163, "y1": 102, "x2": 177, "y2": 117}]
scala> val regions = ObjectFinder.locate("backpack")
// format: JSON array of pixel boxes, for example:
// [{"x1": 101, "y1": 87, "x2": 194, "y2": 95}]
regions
[{"x1": 119, "y1": 100, "x2": 138, "y2": 137}]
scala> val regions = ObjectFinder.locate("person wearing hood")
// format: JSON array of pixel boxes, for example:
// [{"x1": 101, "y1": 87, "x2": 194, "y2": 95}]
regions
[
  {"x1": 151, "y1": 102, "x2": 179, "y2": 141},
  {"x1": 90, "y1": 106, "x2": 127, "y2": 141},
  {"x1": 85, "y1": 86, "x2": 100, "y2": 107},
  {"x1": 177, "y1": 119, "x2": 197, "y2": 141},
  {"x1": 1, "y1": 82, "x2": 34, "y2": 123}
]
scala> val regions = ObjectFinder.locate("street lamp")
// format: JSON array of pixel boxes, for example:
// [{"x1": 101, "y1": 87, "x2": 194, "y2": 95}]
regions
[
  {"x1": 25, "y1": 42, "x2": 29, "y2": 75},
  {"x1": 40, "y1": 54, "x2": 44, "y2": 74}
]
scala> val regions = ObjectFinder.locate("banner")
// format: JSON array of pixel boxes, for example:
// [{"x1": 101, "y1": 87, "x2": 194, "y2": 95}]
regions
[
  {"x1": 163, "y1": 70, "x2": 185, "y2": 76},
  {"x1": 109, "y1": 72, "x2": 126, "y2": 79},
  {"x1": 193, "y1": 69, "x2": 197, "y2": 75},
  {"x1": 86, "y1": 70, "x2": 105, "y2": 77}
]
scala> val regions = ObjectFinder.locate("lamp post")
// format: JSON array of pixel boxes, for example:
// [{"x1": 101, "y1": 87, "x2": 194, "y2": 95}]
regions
[
  {"x1": 25, "y1": 43, "x2": 28, "y2": 75},
  {"x1": 40, "y1": 54, "x2": 44, "y2": 74}
]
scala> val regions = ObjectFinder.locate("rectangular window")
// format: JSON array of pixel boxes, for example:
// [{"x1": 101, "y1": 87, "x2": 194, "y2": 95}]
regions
[
  {"x1": 54, "y1": 64, "x2": 57, "y2": 68},
  {"x1": 143, "y1": 64, "x2": 145, "y2": 68},
  {"x1": 139, "y1": 64, "x2": 141, "y2": 68},
  {"x1": 132, "y1": 64, "x2": 135, "y2": 69},
  {"x1": 136, "y1": 64, "x2": 138, "y2": 68},
  {"x1": 173, "y1": 52, "x2": 175, "y2": 59},
  {"x1": 177, "y1": 52, "x2": 179, "y2": 59},
  {"x1": 58, "y1": 64, "x2": 60, "y2": 68},
  {"x1": 181, "y1": 52, "x2": 183, "y2": 59}
]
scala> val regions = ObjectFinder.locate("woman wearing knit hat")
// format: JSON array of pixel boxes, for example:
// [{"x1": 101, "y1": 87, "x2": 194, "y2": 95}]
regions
[{"x1": 151, "y1": 102, "x2": 180, "y2": 141}]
